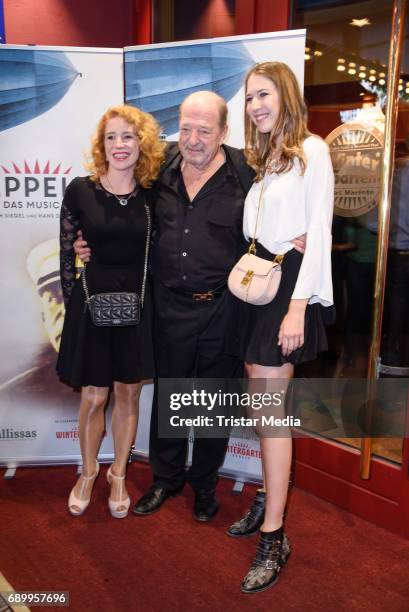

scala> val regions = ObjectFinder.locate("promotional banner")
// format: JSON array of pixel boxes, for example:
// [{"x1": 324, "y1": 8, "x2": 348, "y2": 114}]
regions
[
  {"x1": 124, "y1": 29, "x2": 306, "y2": 147},
  {"x1": 0, "y1": 46, "x2": 124, "y2": 465},
  {"x1": 0, "y1": 30, "x2": 306, "y2": 482}
]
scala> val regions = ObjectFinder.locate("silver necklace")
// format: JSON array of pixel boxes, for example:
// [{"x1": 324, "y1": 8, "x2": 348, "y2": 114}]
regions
[{"x1": 104, "y1": 175, "x2": 137, "y2": 206}]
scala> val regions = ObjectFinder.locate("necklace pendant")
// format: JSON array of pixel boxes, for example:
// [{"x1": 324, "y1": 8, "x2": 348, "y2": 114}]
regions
[{"x1": 119, "y1": 197, "x2": 128, "y2": 206}]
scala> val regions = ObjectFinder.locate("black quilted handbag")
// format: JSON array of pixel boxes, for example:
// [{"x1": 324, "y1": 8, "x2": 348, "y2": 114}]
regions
[
  {"x1": 86, "y1": 292, "x2": 140, "y2": 326},
  {"x1": 81, "y1": 202, "x2": 151, "y2": 327}
]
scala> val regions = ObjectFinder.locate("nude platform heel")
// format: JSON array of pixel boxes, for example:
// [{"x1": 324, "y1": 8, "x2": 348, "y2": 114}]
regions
[
  {"x1": 68, "y1": 460, "x2": 100, "y2": 516},
  {"x1": 107, "y1": 465, "x2": 131, "y2": 519}
]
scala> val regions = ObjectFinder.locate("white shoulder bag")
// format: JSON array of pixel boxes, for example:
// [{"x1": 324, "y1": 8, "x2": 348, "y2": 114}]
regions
[{"x1": 228, "y1": 178, "x2": 284, "y2": 305}]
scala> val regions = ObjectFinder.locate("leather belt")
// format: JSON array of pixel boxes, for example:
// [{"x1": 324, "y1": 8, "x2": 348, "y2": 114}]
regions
[{"x1": 169, "y1": 284, "x2": 227, "y2": 301}]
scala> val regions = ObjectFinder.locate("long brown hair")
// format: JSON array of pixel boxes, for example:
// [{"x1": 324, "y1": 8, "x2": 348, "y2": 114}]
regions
[
  {"x1": 87, "y1": 105, "x2": 166, "y2": 188},
  {"x1": 244, "y1": 62, "x2": 310, "y2": 180}
]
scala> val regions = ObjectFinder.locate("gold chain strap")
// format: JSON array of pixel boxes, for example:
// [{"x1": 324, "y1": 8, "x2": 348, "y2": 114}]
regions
[
  {"x1": 247, "y1": 178, "x2": 284, "y2": 265},
  {"x1": 248, "y1": 178, "x2": 265, "y2": 255}
]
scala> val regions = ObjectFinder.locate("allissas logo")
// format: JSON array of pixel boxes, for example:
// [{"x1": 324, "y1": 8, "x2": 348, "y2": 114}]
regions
[{"x1": 0, "y1": 428, "x2": 38, "y2": 440}]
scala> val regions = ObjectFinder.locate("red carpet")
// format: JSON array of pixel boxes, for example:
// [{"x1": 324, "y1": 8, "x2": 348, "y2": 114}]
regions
[{"x1": 1, "y1": 461, "x2": 409, "y2": 612}]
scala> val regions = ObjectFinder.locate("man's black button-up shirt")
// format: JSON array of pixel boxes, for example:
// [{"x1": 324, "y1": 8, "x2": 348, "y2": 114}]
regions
[{"x1": 151, "y1": 143, "x2": 253, "y2": 292}]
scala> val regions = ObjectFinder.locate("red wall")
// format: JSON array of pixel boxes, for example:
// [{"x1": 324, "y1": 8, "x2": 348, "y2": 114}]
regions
[
  {"x1": 236, "y1": 0, "x2": 290, "y2": 35},
  {"x1": 3, "y1": 0, "x2": 136, "y2": 47},
  {"x1": 174, "y1": 0, "x2": 290, "y2": 39},
  {"x1": 4, "y1": 0, "x2": 290, "y2": 47},
  {"x1": 174, "y1": 0, "x2": 235, "y2": 41},
  {"x1": 134, "y1": 0, "x2": 152, "y2": 45}
]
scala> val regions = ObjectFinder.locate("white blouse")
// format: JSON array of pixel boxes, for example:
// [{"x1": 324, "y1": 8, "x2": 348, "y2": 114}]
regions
[{"x1": 243, "y1": 135, "x2": 334, "y2": 307}]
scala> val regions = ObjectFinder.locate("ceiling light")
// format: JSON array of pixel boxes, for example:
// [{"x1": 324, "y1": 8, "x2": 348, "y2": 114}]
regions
[
  {"x1": 379, "y1": 72, "x2": 386, "y2": 78},
  {"x1": 338, "y1": 58, "x2": 346, "y2": 64},
  {"x1": 337, "y1": 65, "x2": 346, "y2": 72},
  {"x1": 314, "y1": 50, "x2": 323, "y2": 57},
  {"x1": 369, "y1": 75, "x2": 376, "y2": 82},
  {"x1": 305, "y1": 53, "x2": 311, "y2": 60},
  {"x1": 348, "y1": 68, "x2": 357, "y2": 75},
  {"x1": 350, "y1": 18, "x2": 371, "y2": 27},
  {"x1": 378, "y1": 79, "x2": 385, "y2": 85},
  {"x1": 359, "y1": 72, "x2": 366, "y2": 79}
]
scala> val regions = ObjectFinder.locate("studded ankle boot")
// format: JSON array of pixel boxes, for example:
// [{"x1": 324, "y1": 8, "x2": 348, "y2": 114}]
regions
[
  {"x1": 227, "y1": 490, "x2": 265, "y2": 538},
  {"x1": 241, "y1": 527, "x2": 291, "y2": 594}
]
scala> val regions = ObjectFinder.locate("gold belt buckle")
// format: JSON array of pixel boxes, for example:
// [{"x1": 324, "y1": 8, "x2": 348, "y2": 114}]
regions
[
  {"x1": 241, "y1": 270, "x2": 254, "y2": 287},
  {"x1": 192, "y1": 291, "x2": 214, "y2": 302}
]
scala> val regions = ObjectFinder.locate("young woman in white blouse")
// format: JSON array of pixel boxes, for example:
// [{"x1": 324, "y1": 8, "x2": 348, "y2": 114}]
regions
[{"x1": 226, "y1": 62, "x2": 334, "y2": 594}]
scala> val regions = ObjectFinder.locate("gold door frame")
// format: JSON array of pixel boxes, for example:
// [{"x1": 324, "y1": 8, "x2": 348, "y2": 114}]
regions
[{"x1": 360, "y1": 0, "x2": 408, "y2": 478}]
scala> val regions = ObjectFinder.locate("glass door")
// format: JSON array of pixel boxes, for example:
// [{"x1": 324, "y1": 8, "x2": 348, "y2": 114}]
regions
[{"x1": 291, "y1": 0, "x2": 409, "y2": 537}]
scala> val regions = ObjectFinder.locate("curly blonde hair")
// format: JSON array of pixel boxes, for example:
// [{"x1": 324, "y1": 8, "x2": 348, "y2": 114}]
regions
[
  {"x1": 244, "y1": 62, "x2": 310, "y2": 180},
  {"x1": 87, "y1": 105, "x2": 166, "y2": 188}
]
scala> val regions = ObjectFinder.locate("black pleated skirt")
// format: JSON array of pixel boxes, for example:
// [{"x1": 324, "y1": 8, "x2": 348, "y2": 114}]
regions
[{"x1": 225, "y1": 242, "x2": 334, "y2": 367}]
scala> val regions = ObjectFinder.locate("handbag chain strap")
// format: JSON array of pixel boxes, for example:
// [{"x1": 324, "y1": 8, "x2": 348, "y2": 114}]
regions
[
  {"x1": 248, "y1": 177, "x2": 284, "y2": 265},
  {"x1": 81, "y1": 199, "x2": 151, "y2": 307},
  {"x1": 140, "y1": 202, "x2": 151, "y2": 306}
]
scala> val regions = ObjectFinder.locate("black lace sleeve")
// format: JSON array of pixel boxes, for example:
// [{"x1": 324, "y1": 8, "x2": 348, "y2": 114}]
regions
[{"x1": 60, "y1": 184, "x2": 80, "y2": 306}]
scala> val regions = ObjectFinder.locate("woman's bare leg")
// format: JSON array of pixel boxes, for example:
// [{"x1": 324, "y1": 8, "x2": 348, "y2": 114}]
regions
[
  {"x1": 70, "y1": 385, "x2": 109, "y2": 513},
  {"x1": 246, "y1": 362, "x2": 293, "y2": 531},
  {"x1": 109, "y1": 381, "x2": 143, "y2": 508}
]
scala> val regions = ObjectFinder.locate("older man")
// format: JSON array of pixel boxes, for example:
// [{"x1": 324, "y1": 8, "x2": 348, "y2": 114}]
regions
[{"x1": 134, "y1": 91, "x2": 253, "y2": 521}]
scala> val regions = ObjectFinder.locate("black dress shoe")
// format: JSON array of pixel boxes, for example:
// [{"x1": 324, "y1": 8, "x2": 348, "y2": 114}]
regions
[
  {"x1": 193, "y1": 491, "x2": 220, "y2": 522},
  {"x1": 227, "y1": 490, "x2": 265, "y2": 538},
  {"x1": 132, "y1": 485, "x2": 181, "y2": 515},
  {"x1": 241, "y1": 528, "x2": 291, "y2": 594}
]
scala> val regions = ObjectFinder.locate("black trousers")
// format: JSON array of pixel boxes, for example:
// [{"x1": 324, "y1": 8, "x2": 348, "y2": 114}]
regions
[
  {"x1": 149, "y1": 281, "x2": 243, "y2": 493},
  {"x1": 345, "y1": 259, "x2": 375, "y2": 334},
  {"x1": 382, "y1": 251, "x2": 409, "y2": 362}
]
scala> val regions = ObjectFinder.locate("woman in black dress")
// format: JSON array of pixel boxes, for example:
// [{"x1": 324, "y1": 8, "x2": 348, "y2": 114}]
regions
[
  {"x1": 57, "y1": 105, "x2": 165, "y2": 518},
  {"x1": 227, "y1": 63, "x2": 334, "y2": 593}
]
